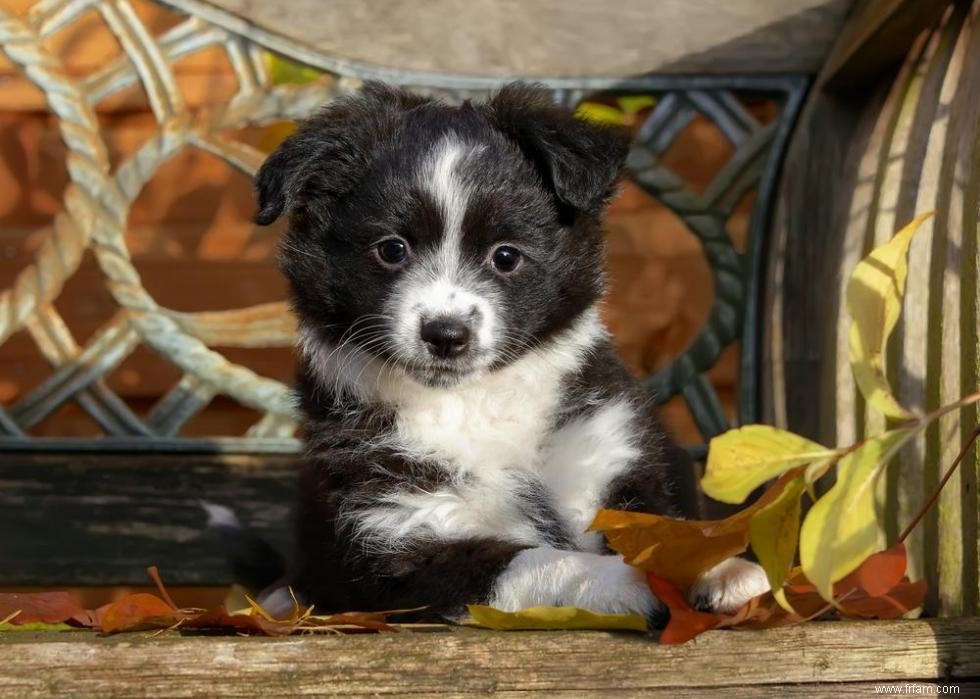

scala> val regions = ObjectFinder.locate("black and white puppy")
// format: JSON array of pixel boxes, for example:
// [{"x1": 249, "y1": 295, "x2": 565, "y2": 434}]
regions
[{"x1": 254, "y1": 82, "x2": 769, "y2": 620}]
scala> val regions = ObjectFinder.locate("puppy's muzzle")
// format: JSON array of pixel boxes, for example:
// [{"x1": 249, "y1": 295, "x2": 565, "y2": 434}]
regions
[{"x1": 420, "y1": 317, "x2": 471, "y2": 359}]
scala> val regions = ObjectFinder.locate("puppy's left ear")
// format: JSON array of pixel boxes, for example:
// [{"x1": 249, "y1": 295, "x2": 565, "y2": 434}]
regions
[
  {"x1": 254, "y1": 82, "x2": 432, "y2": 226},
  {"x1": 484, "y1": 83, "x2": 630, "y2": 215}
]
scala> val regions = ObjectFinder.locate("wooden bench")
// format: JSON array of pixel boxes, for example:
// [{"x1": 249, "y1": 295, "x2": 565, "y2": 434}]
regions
[
  {"x1": 3, "y1": 0, "x2": 980, "y2": 695},
  {"x1": 3, "y1": 620, "x2": 980, "y2": 696}
]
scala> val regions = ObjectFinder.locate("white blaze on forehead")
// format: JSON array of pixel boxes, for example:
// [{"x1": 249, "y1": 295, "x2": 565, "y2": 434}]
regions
[
  {"x1": 392, "y1": 135, "x2": 495, "y2": 354},
  {"x1": 420, "y1": 135, "x2": 475, "y2": 273}
]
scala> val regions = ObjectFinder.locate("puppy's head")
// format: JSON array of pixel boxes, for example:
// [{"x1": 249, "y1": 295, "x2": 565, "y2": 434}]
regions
[{"x1": 256, "y1": 82, "x2": 629, "y2": 388}]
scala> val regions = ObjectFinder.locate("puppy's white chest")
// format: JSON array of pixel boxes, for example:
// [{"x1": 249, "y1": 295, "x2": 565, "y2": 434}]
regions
[
  {"x1": 393, "y1": 368, "x2": 559, "y2": 472},
  {"x1": 539, "y1": 398, "x2": 641, "y2": 549}
]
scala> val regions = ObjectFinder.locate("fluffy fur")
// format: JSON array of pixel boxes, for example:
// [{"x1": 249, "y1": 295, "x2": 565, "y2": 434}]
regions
[{"x1": 254, "y1": 82, "x2": 769, "y2": 621}]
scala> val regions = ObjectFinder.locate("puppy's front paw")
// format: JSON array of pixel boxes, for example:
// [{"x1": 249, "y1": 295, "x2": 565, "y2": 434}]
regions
[
  {"x1": 490, "y1": 549, "x2": 662, "y2": 621},
  {"x1": 689, "y1": 557, "x2": 770, "y2": 614},
  {"x1": 588, "y1": 554, "x2": 663, "y2": 620}
]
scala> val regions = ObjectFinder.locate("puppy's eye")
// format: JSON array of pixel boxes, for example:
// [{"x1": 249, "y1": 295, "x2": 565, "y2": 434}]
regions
[
  {"x1": 490, "y1": 245, "x2": 522, "y2": 274},
  {"x1": 375, "y1": 238, "x2": 409, "y2": 267}
]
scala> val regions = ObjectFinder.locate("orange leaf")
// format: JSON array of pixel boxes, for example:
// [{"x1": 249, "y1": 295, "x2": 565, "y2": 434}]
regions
[
  {"x1": 0, "y1": 592, "x2": 84, "y2": 626},
  {"x1": 645, "y1": 542, "x2": 924, "y2": 644},
  {"x1": 838, "y1": 580, "x2": 926, "y2": 619},
  {"x1": 99, "y1": 593, "x2": 180, "y2": 633},
  {"x1": 838, "y1": 542, "x2": 908, "y2": 597},
  {"x1": 591, "y1": 469, "x2": 804, "y2": 588}
]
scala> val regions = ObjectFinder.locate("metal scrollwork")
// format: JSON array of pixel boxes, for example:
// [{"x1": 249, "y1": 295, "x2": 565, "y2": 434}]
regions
[{"x1": 0, "y1": 0, "x2": 806, "y2": 452}]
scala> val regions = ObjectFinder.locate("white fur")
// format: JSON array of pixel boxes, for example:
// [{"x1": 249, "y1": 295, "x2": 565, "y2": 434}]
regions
[
  {"x1": 540, "y1": 398, "x2": 641, "y2": 551},
  {"x1": 343, "y1": 308, "x2": 606, "y2": 550},
  {"x1": 390, "y1": 137, "x2": 499, "y2": 360},
  {"x1": 200, "y1": 501, "x2": 240, "y2": 528},
  {"x1": 349, "y1": 474, "x2": 544, "y2": 553},
  {"x1": 691, "y1": 557, "x2": 771, "y2": 613},
  {"x1": 380, "y1": 307, "x2": 603, "y2": 471},
  {"x1": 490, "y1": 547, "x2": 658, "y2": 616},
  {"x1": 422, "y1": 136, "x2": 469, "y2": 267}
]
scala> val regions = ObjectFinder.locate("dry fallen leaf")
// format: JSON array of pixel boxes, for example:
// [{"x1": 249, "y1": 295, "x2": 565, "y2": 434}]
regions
[
  {"x1": 646, "y1": 542, "x2": 925, "y2": 644},
  {"x1": 0, "y1": 568, "x2": 416, "y2": 637},
  {"x1": 98, "y1": 593, "x2": 184, "y2": 633},
  {"x1": 0, "y1": 591, "x2": 85, "y2": 626},
  {"x1": 466, "y1": 605, "x2": 648, "y2": 632},
  {"x1": 589, "y1": 469, "x2": 805, "y2": 588}
]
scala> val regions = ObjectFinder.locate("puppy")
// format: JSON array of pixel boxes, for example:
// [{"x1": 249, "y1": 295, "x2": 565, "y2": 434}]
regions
[{"x1": 254, "y1": 82, "x2": 769, "y2": 620}]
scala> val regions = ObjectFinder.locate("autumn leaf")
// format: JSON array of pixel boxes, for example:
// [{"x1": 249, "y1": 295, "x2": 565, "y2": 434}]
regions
[
  {"x1": 702, "y1": 425, "x2": 835, "y2": 505},
  {"x1": 799, "y1": 428, "x2": 915, "y2": 601},
  {"x1": 265, "y1": 53, "x2": 323, "y2": 85},
  {"x1": 575, "y1": 102, "x2": 626, "y2": 125},
  {"x1": 616, "y1": 95, "x2": 656, "y2": 116},
  {"x1": 0, "y1": 591, "x2": 84, "y2": 626},
  {"x1": 98, "y1": 593, "x2": 182, "y2": 633},
  {"x1": 749, "y1": 473, "x2": 807, "y2": 610},
  {"x1": 783, "y1": 544, "x2": 925, "y2": 620},
  {"x1": 847, "y1": 211, "x2": 935, "y2": 420},
  {"x1": 647, "y1": 543, "x2": 924, "y2": 644},
  {"x1": 843, "y1": 541, "x2": 908, "y2": 597},
  {"x1": 645, "y1": 574, "x2": 723, "y2": 644},
  {"x1": 590, "y1": 469, "x2": 803, "y2": 588},
  {"x1": 466, "y1": 605, "x2": 647, "y2": 632}
]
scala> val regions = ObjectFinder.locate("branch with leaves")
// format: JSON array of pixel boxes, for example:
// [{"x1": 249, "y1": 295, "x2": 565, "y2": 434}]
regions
[
  {"x1": 465, "y1": 211, "x2": 975, "y2": 641},
  {"x1": 586, "y1": 210, "x2": 980, "y2": 643}
]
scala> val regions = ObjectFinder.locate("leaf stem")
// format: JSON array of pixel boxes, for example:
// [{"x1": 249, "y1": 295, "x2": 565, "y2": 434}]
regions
[
  {"x1": 146, "y1": 566, "x2": 179, "y2": 611},
  {"x1": 898, "y1": 423, "x2": 980, "y2": 544}
]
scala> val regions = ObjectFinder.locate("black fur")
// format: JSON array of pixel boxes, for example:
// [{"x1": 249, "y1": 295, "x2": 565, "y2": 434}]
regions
[{"x1": 254, "y1": 82, "x2": 701, "y2": 619}]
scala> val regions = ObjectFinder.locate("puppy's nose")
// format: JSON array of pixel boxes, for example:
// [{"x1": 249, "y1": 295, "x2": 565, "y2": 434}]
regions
[{"x1": 420, "y1": 318, "x2": 471, "y2": 359}]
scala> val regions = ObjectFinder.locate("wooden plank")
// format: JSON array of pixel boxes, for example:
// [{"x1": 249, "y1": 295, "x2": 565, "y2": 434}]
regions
[
  {"x1": 0, "y1": 453, "x2": 297, "y2": 585},
  {"x1": 822, "y1": 0, "x2": 952, "y2": 90},
  {"x1": 170, "y1": 0, "x2": 854, "y2": 79},
  {"x1": 0, "y1": 619, "x2": 978, "y2": 696}
]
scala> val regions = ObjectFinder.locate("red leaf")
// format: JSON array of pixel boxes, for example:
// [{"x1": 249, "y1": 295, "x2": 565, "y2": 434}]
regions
[
  {"x1": 837, "y1": 579, "x2": 926, "y2": 619},
  {"x1": 646, "y1": 573, "x2": 722, "y2": 644},
  {"x1": 0, "y1": 592, "x2": 84, "y2": 625},
  {"x1": 837, "y1": 542, "x2": 908, "y2": 598},
  {"x1": 644, "y1": 542, "x2": 925, "y2": 644}
]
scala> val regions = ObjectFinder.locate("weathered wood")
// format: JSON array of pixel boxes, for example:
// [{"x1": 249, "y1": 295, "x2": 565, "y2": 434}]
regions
[
  {"x1": 168, "y1": 0, "x2": 854, "y2": 79},
  {"x1": 0, "y1": 453, "x2": 298, "y2": 586},
  {"x1": 1, "y1": 619, "x2": 978, "y2": 697},
  {"x1": 822, "y1": 0, "x2": 952, "y2": 89},
  {"x1": 764, "y1": 0, "x2": 980, "y2": 616}
]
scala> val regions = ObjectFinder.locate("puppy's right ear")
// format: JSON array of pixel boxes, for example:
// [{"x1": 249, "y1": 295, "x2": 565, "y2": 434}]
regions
[{"x1": 254, "y1": 82, "x2": 430, "y2": 226}]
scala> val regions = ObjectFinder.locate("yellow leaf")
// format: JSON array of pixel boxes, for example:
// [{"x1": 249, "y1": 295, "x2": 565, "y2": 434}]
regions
[
  {"x1": 846, "y1": 211, "x2": 935, "y2": 420},
  {"x1": 616, "y1": 95, "x2": 656, "y2": 116},
  {"x1": 749, "y1": 473, "x2": 806, "y2": 612},
  {"x1": 265, "y1": 53, "x2": 323, "y2": 85},
  {"x1": 0, "y1": 622, "x2": 74, "y2": 632},
  {"x1": 574, "y1": 102, "x2": 626, "y2": 125},
  {"x1": 702, "y1": 425, "x2": 836, "y2": 504},
  {"x1": 798, "y1": 428, "x2": 914, "y2": 601},
  {"x1": 466, "y1": 605, "x2": 647, "y2": 632}
]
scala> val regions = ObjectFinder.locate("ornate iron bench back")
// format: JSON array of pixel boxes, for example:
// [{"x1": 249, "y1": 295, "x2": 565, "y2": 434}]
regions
[{"x1": 0, "y1": 0, "x2": 806, "y2": 458}]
